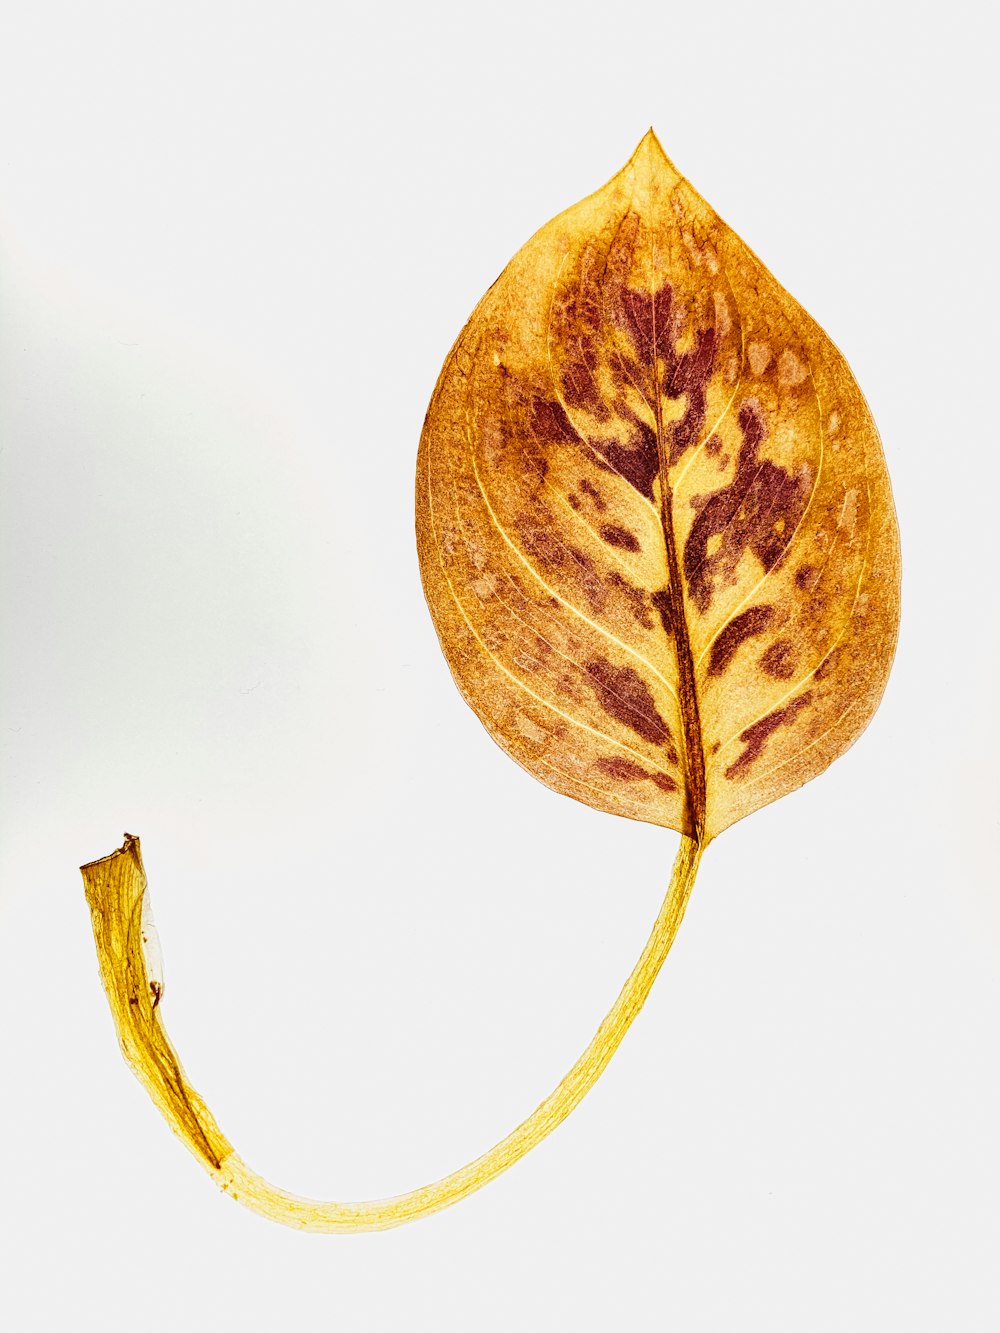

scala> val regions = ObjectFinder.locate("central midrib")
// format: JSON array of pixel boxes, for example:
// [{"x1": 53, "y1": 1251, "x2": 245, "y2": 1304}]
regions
[{"x1": 649, "y1": 294, "x2": 707, "y2": 842}]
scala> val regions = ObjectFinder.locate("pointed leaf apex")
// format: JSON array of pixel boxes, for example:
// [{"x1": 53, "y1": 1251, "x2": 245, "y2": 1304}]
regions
[{"x1": 629, "y1": 128, "x2": 680, "y2": 181}]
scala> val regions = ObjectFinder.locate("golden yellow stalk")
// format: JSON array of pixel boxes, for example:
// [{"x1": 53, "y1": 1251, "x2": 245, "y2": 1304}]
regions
[{"x1": 82, "y1": 831, "x2": 701, "y2": 1231}]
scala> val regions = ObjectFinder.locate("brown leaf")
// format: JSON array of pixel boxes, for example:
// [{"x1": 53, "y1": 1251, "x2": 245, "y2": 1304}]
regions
[{"x1": 417, "y1": 130, "x2": 899, "y2": 842}]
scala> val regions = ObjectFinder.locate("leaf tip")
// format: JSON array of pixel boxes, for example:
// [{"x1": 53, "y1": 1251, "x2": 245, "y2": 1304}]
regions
[
  {"x1": 634, "y1": 126, "x2": 668, "y2": 160},
  {"x1": 627, "y1": 128, "x2": 681, "y2": 185}
]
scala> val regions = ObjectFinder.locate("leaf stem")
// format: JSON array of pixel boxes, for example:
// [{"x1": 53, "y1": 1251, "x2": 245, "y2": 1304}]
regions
[{"x1": 81, "y1": 832, "x2": 703, "y2": 1232}]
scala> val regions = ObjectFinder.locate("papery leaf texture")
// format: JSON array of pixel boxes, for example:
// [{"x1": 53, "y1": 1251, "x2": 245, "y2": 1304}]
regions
[
  {"x1": 83, "y1": 132, "x2": 899, "y2": 1232},
  {"x1": 418, "y1": 130, "x2": 899, "y2": 841}
]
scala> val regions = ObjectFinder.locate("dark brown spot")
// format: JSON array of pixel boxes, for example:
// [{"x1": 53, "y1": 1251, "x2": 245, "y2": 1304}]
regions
[
  {"x1": 568, "y1": 493, "x2": 581, "y2": 510},
  {"x1": 796, "y1": 563, "x2": 817, "y2": 590},
  {"x1": 725, "y1": 692, "x2": 813, "y2": 780},
  {"x1": 705, "y1": 434, "x2": 722, "y2": 457},
  {"x1": 684, "y1": 400, "x2": 812, "y2": 613},
  {"x1": 760, "y1": 640, "x2": 795, "y2": 679},
  {"x1": 530, "y1": 397, "x2": 578, "y2": 447},
  {"x1": 585, "y1": 657, "x2": 675, "y2": 752},
  {"x1": 594, "y1": 756, "x2": 649, "y2": 781},
  {"x1": 667, "y1": 327, "x2": 717, "y2": 462},
  {"x1": 579, "y1": 478, "x2": 606, "y2": 511},
  {"x1": 707, "y1": 605, "x2": 774, "y2": 676},
  {"x1": 739, "y1": 399, "x2": 766, "y2": 449},
  {"x1": 600, "y1": 524, "x2": 641, "y2": 552},
  {"x1": 617, "y1": 283, "x2": 675, "y2": 367},
  {"x1": 591, "y1": 420, "x2": 659, "y2": 500},
  {"x1": 650, "y1": 590, "x2": 673, "y2": 635},
  {"x1": 593, "y1": 755, "x2": 678, "y2": 794}
]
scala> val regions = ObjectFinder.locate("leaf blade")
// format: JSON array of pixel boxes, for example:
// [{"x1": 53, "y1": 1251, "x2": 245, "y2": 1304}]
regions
[{"x1": 417, "y1": 130, "x2": 899, "y2": 840}]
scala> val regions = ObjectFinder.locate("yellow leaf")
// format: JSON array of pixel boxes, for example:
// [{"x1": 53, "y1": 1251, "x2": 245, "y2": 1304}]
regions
[{"x1": 82, "y1": 132, "x2": 899, "y2": 1231}]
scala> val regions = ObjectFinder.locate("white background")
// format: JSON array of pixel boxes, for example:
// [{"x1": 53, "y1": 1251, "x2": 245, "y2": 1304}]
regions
[{"x1": 1, "y1": 2, "x2": 997, "y2": 1329}]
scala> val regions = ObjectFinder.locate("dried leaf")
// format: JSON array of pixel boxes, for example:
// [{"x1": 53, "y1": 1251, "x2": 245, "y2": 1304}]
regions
[
  {"x1": 83, "y1": 132, "x2": 899, "y2": 1232},
  {"x1": 418, "y1": 129, "x2": 899, "y2": 842}
]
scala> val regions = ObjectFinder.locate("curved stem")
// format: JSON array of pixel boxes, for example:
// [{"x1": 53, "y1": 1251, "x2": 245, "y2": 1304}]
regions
[{"x1": 82, "y1": 832, "x2": 703, "y2": 1232}]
